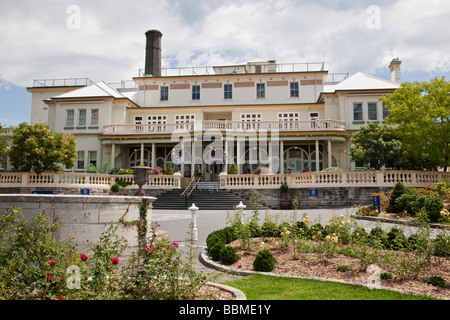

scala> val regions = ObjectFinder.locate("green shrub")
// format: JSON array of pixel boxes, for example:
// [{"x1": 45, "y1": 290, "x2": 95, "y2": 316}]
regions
[
  {"x1": 355, "y1": 206, "x2": 379, "y2": 217},
  {"x1": 387, "y1": 182, "x2": 409, "y2": 213},
  {"x1": 206, "y1": 231, "x2": 227, "y2": 251},
  {"x1": 351, "y1": 226, "x2": 368, "y2": 244},
  {"x1": 309, "y1": 223, "x2": 326, "y2": 241},
  {"x1": 208, "y1": 243, "x2": 224, "y2": 261},
  {"x1": 293, "y1": 221, "x2": 310, "y2": 238},
  {"x1": 228, "y1": 162, "x2": 239, "y2": 174},
  {"x1": 423, "y1": 276, "x2": 448, "y2": 288},
  {"x1": 394, "y1": 193, "x2": 426, "y2": 215},
  {"x1": 219, "y1": 246, "x2": 239, "y2": 265},
  {"x1": 423, "y1": 196, "x2": 444, "y2": 223},
  {"x1": 381, "y1": 272, "x2": 393, "y2": 281},
  {"x1": 165, "y1": 163, "x2": 174, "y2": 175},
  {"x1": 115, "y1": 169, "x2": 134, "y2": 187},
  {"x1": 368, "y1": 227, "x2": 388, "y2": 248},
  {"x1": 261, "y1": 220, "x2": 279, "y2": 238},
  {"x1": 433, "y1": 233, "x2": 450, "y2": 257},
  {"x1": 337, "y1": 265, "x2": 350, "y2": 272},
  {"x1": 280, "y1": 183, "x2": 289, "y2": 193},
  {"x1": 386, "y1": 227, "x2": 407, "y2": 251},
  {"x1": 253, "y1": 249, "x2": 277, "y2": 272},
  {"x1": 110, "y1": 184, "x2": 120, "y2": 193}
]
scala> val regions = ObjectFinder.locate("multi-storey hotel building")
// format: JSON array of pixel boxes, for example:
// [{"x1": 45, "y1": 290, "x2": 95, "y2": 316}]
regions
[{"x1": 23, "y1": 30, "x2": 401, "y2": 183}]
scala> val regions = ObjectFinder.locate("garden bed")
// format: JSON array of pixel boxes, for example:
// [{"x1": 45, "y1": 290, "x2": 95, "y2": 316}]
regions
[{"x1": 213, "y1": 237, "x2": 450, "y2": 300}]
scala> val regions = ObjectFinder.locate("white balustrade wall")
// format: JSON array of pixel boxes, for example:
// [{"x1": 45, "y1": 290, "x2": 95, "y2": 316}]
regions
[
  {"x1": 220, "y1": 171, "x2": 450, "y2": 190},
  {"x1": 0, "y1": 172, "x2": 181, "y2": 190}
]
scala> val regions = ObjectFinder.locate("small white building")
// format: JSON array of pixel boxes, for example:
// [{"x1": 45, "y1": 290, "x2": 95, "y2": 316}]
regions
[{"x1": 22, "y1": 30, "x2": 400, "y2": 181}]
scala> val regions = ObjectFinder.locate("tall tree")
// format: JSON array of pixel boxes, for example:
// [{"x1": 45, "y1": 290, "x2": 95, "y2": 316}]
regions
[
  {"x1": 380, "y1": 77, "x2": 450, "y2": 170},
  {"x1": 8, "y1": 122, "x2": 76, "y2": 174},
  {"x1": 349, "y1": 122, "x2": 404, "y2": 170}
]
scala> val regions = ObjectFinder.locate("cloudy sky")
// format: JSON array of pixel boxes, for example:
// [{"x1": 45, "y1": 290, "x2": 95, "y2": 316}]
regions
[{"x1": 1, "y1": 0, "x2": 449, "y2": 126}]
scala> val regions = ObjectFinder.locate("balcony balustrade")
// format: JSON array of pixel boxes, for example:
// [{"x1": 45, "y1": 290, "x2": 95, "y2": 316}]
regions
[{"x1": 103, "y1": 120, "x2": 346, "y2": 136}]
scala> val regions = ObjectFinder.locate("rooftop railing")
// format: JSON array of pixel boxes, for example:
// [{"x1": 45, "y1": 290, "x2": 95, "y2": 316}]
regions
[
  {"x1": 32, "y1": 78, "x2": 94, "y2": 88},
  {"x1": 137, "y1": 62, "x2": 326, "y2": 77}
]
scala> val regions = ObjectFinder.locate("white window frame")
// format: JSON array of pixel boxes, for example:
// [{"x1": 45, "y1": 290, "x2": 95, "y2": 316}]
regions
[
  {"x1": 78, "y1": 109, "x2": 87, "y2": 126},
  {"x1": 66, "y1": 109, "x2": 75, "y2": 127}
]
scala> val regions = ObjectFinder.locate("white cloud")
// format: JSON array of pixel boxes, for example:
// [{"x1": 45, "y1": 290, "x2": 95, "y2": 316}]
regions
[{"x1": 0, "y1": 0, "x2": 449, "y2": 88}]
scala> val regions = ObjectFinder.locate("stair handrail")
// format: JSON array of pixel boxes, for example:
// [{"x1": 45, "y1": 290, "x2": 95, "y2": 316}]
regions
[
  {"x1": 180, "y1": 176, "x2": 196, "y2": 197},
  {"x1": 187, "y1": 176, "x2": 202, "y2": 198}
]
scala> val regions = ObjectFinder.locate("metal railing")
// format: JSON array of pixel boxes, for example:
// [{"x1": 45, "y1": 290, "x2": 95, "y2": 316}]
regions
[{"x1": 32, "y1": 78, "x2": 94, "y2": 88}]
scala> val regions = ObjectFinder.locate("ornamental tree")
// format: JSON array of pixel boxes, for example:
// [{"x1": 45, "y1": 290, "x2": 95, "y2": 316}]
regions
[
  {"x1": 8, "y1": 122, "x2": 76, "y2": 174},
  {"x1": 380, "y1": 77, "x2": 450, "y2": 170},
  {"x1": 349, "y1": 122, "x2": 404, "y2": 170}
]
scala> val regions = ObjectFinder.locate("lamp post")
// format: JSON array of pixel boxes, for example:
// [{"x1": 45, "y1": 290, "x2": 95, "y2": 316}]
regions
[
  {"x1": 189, "y1": 203, "x2": 199, "y2": 241},
  {"x1": 236, "y1": 201, "x2": 246, "y2": 224}
]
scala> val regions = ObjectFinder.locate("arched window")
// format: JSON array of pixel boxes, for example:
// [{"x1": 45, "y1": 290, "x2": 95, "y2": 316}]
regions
[
  {"x1": 129, "y1": 149, "x2": 151, "y2": 168},
  {"x1": 284, "y1": 147, "x2": 309, "y2": 173}
]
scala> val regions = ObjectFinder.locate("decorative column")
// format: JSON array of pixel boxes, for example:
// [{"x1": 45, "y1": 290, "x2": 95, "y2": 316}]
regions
[
  {"x1": 327, "y1": 139, "x2": 332, "y2": 169},
  {"x1": 236, "y1": 139, "x2": 242, "y2": 174},
  {"x1": 280, "y1": 140, "x2": 284, "y2": 174},
  {"x1": 140, "y1": 143, "x2": 145, "y2": 165},
  {"x1": 315, "y1": 139, "x2": 320, "y2": 172},
  {"x1": 151, "y1": 143, "x2": 156, "y2": 169},
  {"x1": 189, "y1": 203, "x2": 199, "y2": 241},
  {"x1": 111, "y1": 143, "x2": 116, "y2": 169}
]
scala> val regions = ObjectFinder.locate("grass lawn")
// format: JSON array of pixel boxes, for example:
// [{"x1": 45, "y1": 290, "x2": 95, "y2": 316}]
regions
[{"x1": 222, "y1": 274, "x2": 439, "y2": 300}]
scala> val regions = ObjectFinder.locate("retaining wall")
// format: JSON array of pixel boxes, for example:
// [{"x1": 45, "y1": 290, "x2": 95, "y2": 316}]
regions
[{"x1": 0, "y1": 194, "x2": 156, "y2": 252}]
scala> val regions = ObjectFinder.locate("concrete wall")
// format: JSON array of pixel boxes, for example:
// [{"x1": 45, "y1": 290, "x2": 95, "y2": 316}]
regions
[
  {"x1": 0, "y1": 194, "x2": 156, "y2": 253},
  {"x1": 239, "y1": 186, "x2": 392, "y2": 210}
]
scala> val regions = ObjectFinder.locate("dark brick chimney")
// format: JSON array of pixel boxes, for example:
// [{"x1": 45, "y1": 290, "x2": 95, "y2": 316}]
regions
[{"x1": 145, "y1": 30, "x2": 162, "y2": 76}]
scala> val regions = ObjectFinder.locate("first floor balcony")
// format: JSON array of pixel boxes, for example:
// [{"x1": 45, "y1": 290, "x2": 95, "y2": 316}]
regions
[{"x1": 102, "y1": 119, "x2": 347, "y2": 136}]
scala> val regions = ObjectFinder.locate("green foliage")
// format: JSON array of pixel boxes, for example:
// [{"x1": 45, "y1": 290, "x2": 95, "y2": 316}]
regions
[
  {"x1": 110, "y1": 184, "x2": 120, "y2": 193},
  {"x1": 380, "y1": 272, "x2": 393, "y2": 281},
  {"x1": 280, "y1": 183, "x2": 289, "y2": 193},
  {"x1": 0, "y1": 208, "x2": 81, "y2": 300},
  {"x1": 386, "y1": 227, "x2": 407, "y2": 251},
  {"x1": 114, "y1": 169, "x2": 134, "y2": 187},
  {"x1": 349, "y1": 122, "x2": 404, "y2": 170},
  {"x1": 423, "y1": 276, "x2": 448, "y2": 288},
  {"x1": 423, "y1": 196, "x2": 444, "y2": 223},
  {"x1": 381, "y1": 77, "x2": 450, "y2": 170},
  {"x1": 387, "y1": 182, "x2": 410, "y2": 213},
  {"x1": 8, "y1": 122, "x2": 76, "y2": 174},
  {"x1": 337, "y1": 265, "x2": 350, "y2": 272},
  {"x1": 253, "y1": 249, "x2": 277, "y2": 272},
  {"x1": 165, "y1": 163, "x2": 174, "y2": 175},
  {"x1": 394, "y1": 193, "x2": 426, "y2": 215},
  {"x1": 433, "y1": 233, "x2": 450, "y2": 258},
  {"x1": 0, "y1": 206, "x2": 216, "y2": 300},
  {"x1": 355, "y1": 205, "x2": 380, "y2": 217},
  {"x1": 261, "y1": 220, "x2": 279, "y2": 238},
  {"x1": 228, "y1": 162, "x2": 239, "y2": 174},
  {"x1": 219, "y1": 246, "x2": 239, "y2": 265}
]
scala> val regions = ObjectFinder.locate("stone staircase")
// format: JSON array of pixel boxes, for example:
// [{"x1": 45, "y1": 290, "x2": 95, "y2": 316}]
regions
[{"x1": 151, "y1": 181, "x2": 267, "y2": 210}]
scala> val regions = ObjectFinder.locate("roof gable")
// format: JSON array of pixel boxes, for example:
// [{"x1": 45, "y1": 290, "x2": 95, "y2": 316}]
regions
[{"x1": 323, "y1": 72, "x2": 400, "y2": 93}]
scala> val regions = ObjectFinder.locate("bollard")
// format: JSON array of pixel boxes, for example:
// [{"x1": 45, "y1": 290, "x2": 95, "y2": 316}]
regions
[
  {"x1": 189, "y1": 203, "x2": 199, "y2": 241},
  {"x1": 236, "y1": 201, "x2": 246, "y2": 224}
]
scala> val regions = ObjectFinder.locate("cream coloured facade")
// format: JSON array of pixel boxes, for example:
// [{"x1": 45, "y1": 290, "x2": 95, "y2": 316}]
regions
[{"x1": 21, "y1": 30, "x2": 401, "y2": 182}]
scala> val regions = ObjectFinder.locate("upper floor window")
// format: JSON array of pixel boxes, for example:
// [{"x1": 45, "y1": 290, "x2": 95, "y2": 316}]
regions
[
  {"x1": 224, "y1": 84, "x2": 233, "y2": 100},
  {"x1": 382, "y1": 103, "x2": 390, "y2": 120},
  {"x1": 134, "y1": 116, "x2": 143, "y2": 125},
  {"x1": 290, "y1": 82, "x2": 299, "y2": 98},
  {"x1": 241, "y1": 113, "x2": 262, "y2": 122},
  {"x1": 175, "y1": 114, "x2": 195, "y2": 124},
  {"x1": 160, "y1": 86, "x2": 169, "y2": 101},
  {"x1": 78, "y1": 109, "x2": 87, "y2": 126},
  {"x1": 66, "y1": 110, "x2": 74, "y2": 127},
  {"x1": 353, "y1": 103, "x2": 363, "y2": 121},
  {"x1": 91, "y1": 109, "x2": 99, "y2": 126},
  {"x1": 278, "y1": 112, "x2": 299, "y2": 121},
  {"x1": 368, "y1": 103, "x2": 378, "y2": 121},
  {"x1": 77, "y1": 151, "x2": 85, "y2": 170},
  {"x1": 256, "y1": 83, "x2": 265, "y2": 99},
  {"x1": 148, "y1": 115, "x2": 167, "y2": 124},
  {"x1": 192, "y1": 85, "x2": 200, "y2": 100}
]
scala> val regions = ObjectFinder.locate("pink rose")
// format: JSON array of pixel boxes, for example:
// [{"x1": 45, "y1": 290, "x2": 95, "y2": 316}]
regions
[{"x1": 171, "y1": 242, "x2": 179, "y2": 249}]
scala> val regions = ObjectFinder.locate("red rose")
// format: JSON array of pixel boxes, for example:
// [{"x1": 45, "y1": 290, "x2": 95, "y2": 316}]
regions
[
  {"x1": 58, "y1": 297, "x2": 63, "y2": 300},
  {"x1": 171, "y1": 242, "x2": 179, "y2": 249},
  {"x1": 112, "y1": 257, "x2": 119, "y2": 265},
  {"x1": 47, "y1": 274, "x2": 54, "y2": 282},
  {"x1": 48, "y1": 258, "x2": 56, "y2": 266},
  {"x1": 80, "y1": 254, "x2": 88, "y2": 261}
]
